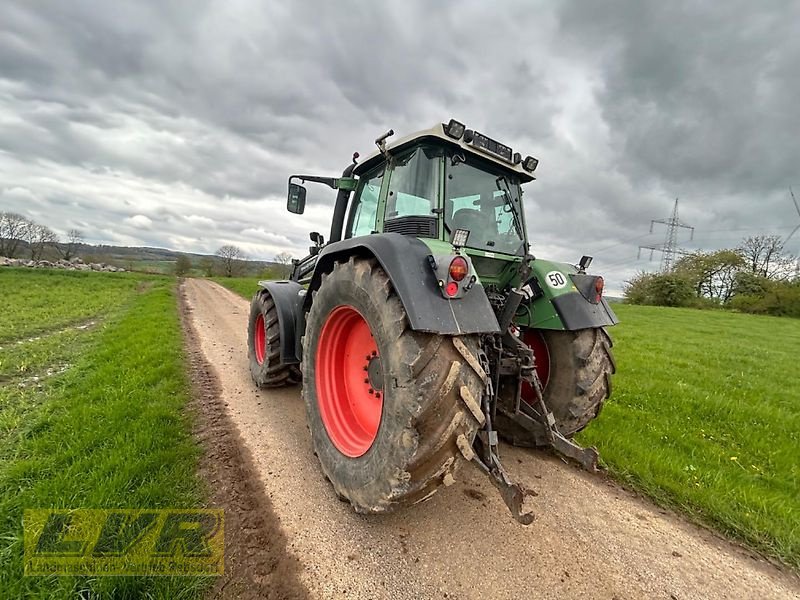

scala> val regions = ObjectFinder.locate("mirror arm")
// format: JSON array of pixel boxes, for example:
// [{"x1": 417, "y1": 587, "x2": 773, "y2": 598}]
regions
[
  {"x1": 288, "y1": 175, "x2": 358, "y2": 191},
  {"x1": 289, "y1": 174, "x2": 337, "y2": 189}
]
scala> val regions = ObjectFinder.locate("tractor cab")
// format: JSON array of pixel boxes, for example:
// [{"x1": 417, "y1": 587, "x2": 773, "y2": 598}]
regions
[{"x1": 287, "y1": 121, "x2": 538, "y2": 285}]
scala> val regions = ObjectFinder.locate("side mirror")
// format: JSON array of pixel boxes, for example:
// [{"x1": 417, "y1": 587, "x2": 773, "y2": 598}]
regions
[
  {"x1": 309, "y1": 245, "x2": 320, "y2": 256},
  {"x1": 287, "y1": 183, "x2": 307, "y2": 214},
  {"x1": 310, "y1": 231, "x2": 324, "y2": 245}
]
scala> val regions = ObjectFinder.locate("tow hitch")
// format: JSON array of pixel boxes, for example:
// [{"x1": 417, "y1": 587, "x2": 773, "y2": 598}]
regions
[{"x1": 469, "y1": 338, "x2": 601, "y2": 523}]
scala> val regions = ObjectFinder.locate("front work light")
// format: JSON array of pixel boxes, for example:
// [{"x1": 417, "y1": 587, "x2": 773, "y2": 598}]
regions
[
  {"x1": 444, "y1": 119, "x2": 466, "y2": 139},
  {"x1": 522, "y1": 156, "x2": 539, "y2": 173}
]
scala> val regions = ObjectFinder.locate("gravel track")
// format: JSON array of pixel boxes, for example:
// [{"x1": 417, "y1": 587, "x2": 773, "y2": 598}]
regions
[{"x1": 183, "y1": 278, "x2": 799, "y2": 600}]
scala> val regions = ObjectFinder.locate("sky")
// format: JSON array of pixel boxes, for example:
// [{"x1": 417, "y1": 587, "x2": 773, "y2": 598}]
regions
[{"x1": 1, "y1": 1, "x2": 798, "y2": 293}]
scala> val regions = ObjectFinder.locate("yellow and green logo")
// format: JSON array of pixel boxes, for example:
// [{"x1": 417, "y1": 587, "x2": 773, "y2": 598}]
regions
[{"x1": 24, "y1": 509, "x2": 224, "y2": 576}]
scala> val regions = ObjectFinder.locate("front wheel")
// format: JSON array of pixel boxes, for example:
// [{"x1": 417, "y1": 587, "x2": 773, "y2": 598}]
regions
[
  {"x1": 302, "y1": 256, "x2": 485, "y2": 514},
  {"x1": 247, "y1": 290, "x2": 301, "y2": 388}
]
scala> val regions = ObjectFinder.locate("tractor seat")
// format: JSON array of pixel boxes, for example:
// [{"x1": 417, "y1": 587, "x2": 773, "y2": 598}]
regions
[{"x1": 451, "y1": 208, "x2": 496, "y2": 239}]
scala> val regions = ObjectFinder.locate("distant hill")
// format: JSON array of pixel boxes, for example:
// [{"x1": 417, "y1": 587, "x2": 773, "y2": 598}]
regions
[{"x1": 2, "y1": 239, "x2": 282, "y2": 276}]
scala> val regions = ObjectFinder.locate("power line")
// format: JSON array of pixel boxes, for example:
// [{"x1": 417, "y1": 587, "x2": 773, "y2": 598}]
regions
[{"x1": 637, "y1": 199, "x2": 694, "y2": 272}]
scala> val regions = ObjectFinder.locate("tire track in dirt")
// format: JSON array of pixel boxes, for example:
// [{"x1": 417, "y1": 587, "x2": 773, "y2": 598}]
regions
[{"x1": 182, "y1": 278, "x2": 800, "y2": 600}]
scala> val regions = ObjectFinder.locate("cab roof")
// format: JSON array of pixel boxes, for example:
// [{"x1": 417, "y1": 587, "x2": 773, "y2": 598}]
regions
[{"x1": 352, "y1": 122, "x2": 536, "y2": 183}]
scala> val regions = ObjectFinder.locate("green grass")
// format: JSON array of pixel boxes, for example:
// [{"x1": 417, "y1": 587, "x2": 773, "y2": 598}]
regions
[
  {"x1": 578, "y1": 304, "x2": 800, "y2": 569},
  {"x1": 0, "y1": 269, "x2": 209, "y2": 598},
  {"x1": 0, "y1": 269, "x2": 142, "y2": 343},
  {"x1": 208, "y1": 276, "x2": 263, "y2": 299}
]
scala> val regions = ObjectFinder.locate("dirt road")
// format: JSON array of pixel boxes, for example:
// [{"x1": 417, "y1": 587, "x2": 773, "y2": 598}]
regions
[{"x1": 182, "y1": 279, "x2": 799, "y2": 600}]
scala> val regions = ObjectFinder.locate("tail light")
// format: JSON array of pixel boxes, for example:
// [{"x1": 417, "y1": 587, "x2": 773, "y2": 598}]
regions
[
  {"x1": 449, "y1": 256, "x2": 468, "y2": 282},
  {"x1": 429, "y1": 254, "x2": 475, "y2": 299},
  {"x1": 594, "y1": 276, "x2": 604, "y2": 303}
]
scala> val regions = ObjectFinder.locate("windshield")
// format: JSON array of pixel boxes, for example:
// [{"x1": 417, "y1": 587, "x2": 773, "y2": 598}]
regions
[{"x1": 444, "y1": 157, "x2": 525, "y2": 255}]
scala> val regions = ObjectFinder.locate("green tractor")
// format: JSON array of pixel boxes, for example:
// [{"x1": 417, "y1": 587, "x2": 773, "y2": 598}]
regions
[{"x1": 247, "y1": 120, "x2": 617, "y2": 523}]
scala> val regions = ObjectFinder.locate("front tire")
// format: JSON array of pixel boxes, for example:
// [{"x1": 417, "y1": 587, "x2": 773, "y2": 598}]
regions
[
  {"x1": 302, "y1": 256, "x2": 484, "y2": 514},
  {"x1": 247, "y1": 290, "x2": 301, "y2": 388}
]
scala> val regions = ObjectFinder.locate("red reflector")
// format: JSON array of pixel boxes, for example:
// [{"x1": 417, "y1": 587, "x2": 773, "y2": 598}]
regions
[
  {"x1": 594, "y1": 276, "x2": 604, "y2": 302},
  {"x1": 445, "y1": 282, "x2": 459, "y2": 297},
  {"x1": 449, "y1": 256, "x2": 468, "y2": 282}
]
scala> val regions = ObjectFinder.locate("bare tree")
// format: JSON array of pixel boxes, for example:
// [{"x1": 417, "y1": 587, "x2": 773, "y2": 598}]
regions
[
  {"x1": 273, "y1": 251, "x2": 294, "y2": 279},
  {"x1": 0, "y1": 212, "x2": 30, "y2": 258},
  {"x1": 216, "y1": 245, "x2": 244, "y2": 277},
  {"x1": 23, "y1": 222, "x2": 59, "y2": 260},
  {"x1": 63, "y1": 229, "x2": 84, "y2": 260},
  {"x1": 737, "y1": 235, "x2": 796, "y2": 280}
]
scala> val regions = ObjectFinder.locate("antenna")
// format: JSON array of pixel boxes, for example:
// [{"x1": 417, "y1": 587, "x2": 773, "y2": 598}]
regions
[
  {"x1": 786, "y1": 187, "x2": 800, "y2": 244},
  {"x1": 638, "y1": 199, "x2": 695, "y2": 272}
]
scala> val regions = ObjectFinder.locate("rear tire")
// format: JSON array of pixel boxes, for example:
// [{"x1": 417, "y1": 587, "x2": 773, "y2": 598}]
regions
[
  {"x1": 497, "y1": 328, "x2": 615, "y2": 445},
  {"x1": 302, "y1": 256, "x2": 484, "y2": 514},
  {"x1": 247, "y1": 290, "x2": 301, "y2": 388}
]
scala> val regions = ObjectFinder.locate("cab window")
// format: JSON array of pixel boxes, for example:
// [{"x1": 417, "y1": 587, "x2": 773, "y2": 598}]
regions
[
  {"x1": 347, "y1": 169, "x2": 383, "y2": 238},
  {"x1": 385, "y1": 147, "x2": 440, "y2": 220}
]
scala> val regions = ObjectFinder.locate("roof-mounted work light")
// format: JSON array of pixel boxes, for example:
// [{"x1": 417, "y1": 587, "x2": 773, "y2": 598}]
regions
[
  {"x1": 522, "y1": 156, "x2": 539, "y2": 173},
  {"x1": 444, "y1": 119, "x2": 466, "y2": 140}
]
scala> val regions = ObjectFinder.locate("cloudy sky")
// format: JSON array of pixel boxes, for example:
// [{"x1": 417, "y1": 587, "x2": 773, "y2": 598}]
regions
[{"x1": 1, "y1": 1, "x2": 798, "y2": 292}]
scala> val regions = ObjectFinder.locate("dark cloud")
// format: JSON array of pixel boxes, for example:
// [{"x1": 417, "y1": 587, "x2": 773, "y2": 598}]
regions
[{"x1": 0, "y1": 1, "x2": 797, "y2": 292}]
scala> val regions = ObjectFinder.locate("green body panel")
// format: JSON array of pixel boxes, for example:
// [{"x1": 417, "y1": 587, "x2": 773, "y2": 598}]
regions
[
  {"x1": 418, "y1": 237, "x2": 574, "y2": 331},
  {"x1": 518, "y1": 259, "x2": 578, "y2": 330}
]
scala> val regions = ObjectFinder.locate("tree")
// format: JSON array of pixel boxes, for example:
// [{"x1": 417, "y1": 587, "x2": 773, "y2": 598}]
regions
[
  {"x1": 0, "y1": 212, "x2": 30, "y2": 258},
  {"x1": 63, "y1": 229, "x2": 84, "y2": 260},
  {"x1": 23, "y1": 222, "x2": 58, "y2": 260},
  {"x1": 216, "y1": 245, "x2": 244, "y2": 277},
  {"x1": 273, "y1": 251, "x2": 294, "y2": 279},
  {"x1": 737, "y1": 235, "x2": 795, "y2": 280},
  {"x1": 623, "y1": 271, "x2": 694, "y2": 307},
  {"x1": 674, "y1": 250, "x2": 744, "y2": 303},
  {"x1": 174, "y1": 254, "x2": 192, "y2": 277},
  {"x1": 199, "y1": 257, "x2": 215, "y2": 277}
]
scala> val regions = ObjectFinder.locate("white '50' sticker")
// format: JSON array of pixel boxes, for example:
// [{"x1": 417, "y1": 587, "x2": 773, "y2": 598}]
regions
[{"x1": 545, "y1": 271, "x2": 568, "y2": 289}]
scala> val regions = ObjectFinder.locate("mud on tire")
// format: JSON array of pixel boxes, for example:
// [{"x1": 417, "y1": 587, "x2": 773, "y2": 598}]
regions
[
  {"x1": 247, "y1": 290, "x2": 301, "y2": 388},
  {"x1": 498, "y1": 328, "x2": 615, "y2": 445},
  {"x1": 302, "y1": 256, "x2": 485, "y2": 514}
]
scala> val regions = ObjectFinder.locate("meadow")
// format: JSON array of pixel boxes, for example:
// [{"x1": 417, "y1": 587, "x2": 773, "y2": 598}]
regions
[
  {"x1": 214, "y1": 276, "x2": 800, "y2": 570},
  {"x1": 578, "y1": 304, "x2": 799, "y2": 569},
  {"x1": 0, "y1": 269, "x2": 208, "y2": 598}
]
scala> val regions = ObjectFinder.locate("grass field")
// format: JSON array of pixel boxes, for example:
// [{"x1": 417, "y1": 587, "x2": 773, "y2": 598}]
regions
[
  {"x1": 0, "y1": 269, "x2": 208, "y2": 598},
  {"x1": 578, "y1": 304, "x2": 800, "y2": 569},
  {"x1": 213, "y1": 275, "x2": 800, "y2": 569},
  {"x1": 209, "y1": 276, "x2": 264, "y2": 300}
]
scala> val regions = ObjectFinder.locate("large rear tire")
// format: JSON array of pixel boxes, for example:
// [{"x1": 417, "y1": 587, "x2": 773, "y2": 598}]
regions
[
  {"x1": 302, "y1": 256, "x2": 484, "y2": 514},
  {"x1": 497, "y1": 328, "x2": 615, "y2": 445},
  {"x1": 247, "y1": 290, "x2": 301, "y2": 388}
]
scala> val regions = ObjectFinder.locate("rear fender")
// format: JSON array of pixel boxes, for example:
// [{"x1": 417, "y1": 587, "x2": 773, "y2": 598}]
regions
[
  {"x1": 256, "y1": 280, "x2": 305, "y2": 363},
  {"x1": 522, "y1": 259, "x2": 619, "y2": 331},
  {"x1": 307, "y1": 233, "x2": 500, "y2": 335}
]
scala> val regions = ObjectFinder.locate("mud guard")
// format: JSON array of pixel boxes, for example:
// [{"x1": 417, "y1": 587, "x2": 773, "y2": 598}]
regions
[
  {"x1": 550, "y1": 293, "x2": 619, "y2": 330},
  {"x1": 308, "y1": 233, "x2": 500, "y2": 336},
  {"x1": 256, "y1": 280, "x2": 305, "y2": 364}
]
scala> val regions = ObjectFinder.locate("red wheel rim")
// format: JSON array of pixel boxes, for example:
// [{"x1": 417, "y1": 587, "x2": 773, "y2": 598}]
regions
[
  {"x1": 254, "y1": 313, "x2": 266, "y2": 365},
  {"x1": 521, "y1": 329, "x2": 550, "y2": 405},
  {"x1": 315, "y1": 306, "x2": 383, "y2": 457}
]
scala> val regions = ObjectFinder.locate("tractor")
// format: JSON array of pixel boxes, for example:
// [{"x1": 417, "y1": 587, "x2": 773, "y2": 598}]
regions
[{"x1": 247, "y1": 120, "x2": 617, "y2": 523}]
